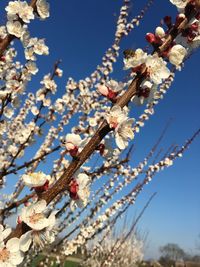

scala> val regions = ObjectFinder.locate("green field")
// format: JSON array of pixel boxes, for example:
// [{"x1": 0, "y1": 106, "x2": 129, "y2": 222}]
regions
[{"x1": 29, "y1": 255, "x2": 80, "y2": 267}]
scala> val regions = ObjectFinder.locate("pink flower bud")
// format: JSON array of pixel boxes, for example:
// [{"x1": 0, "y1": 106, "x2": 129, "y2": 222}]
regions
[
  {"x1": 98, "y1": 84, "x2": 109, "y2": 96},
  {"x1": 66, "y1": 142, "x2": 75, "y2": 151},
  {"x1": 190, "y1": 22, "x2": 199, "y2": 31},
  {"x1": 17, "y1": 216, "x2": 22, "y2": 224}
]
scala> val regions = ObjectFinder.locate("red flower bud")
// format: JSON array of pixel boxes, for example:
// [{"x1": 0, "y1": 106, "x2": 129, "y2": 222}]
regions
[
  {"x1": 24, "y1": 202, "x2": 30, "y2": 207},
  {"x1": 97, "y1": 143, "x2": 105, "y2": 156},
  {"x1": 187, "y1": 32, "x2": 197, "y2": 42},
  {"x1": 0, "y1": 56, "x2": 6, "y2": 62},
  {"x1": 138, "y1": 88, "x2": 151, "y2": 98},
  {"x1": 146, "y1": 33, "x2": 156, "y2": 43},
  {"x1": 69, "y1": 146, "x2": 78, "y2": 157},
  {"x1": 69, "y1": 179, "x2": 79, "y2": 200},
  {"x1": 190, "y1": 22, "x2": 199, "y2": 31},
  {"x1": 33, "y1": 180, "x2": 49, "y2": 193},
  {"x1": 164, "y1": 16, "x2": 172, "y2": 28},
  {"x1": 107, "y1": 89, "x2": 117, "y2": 101}
]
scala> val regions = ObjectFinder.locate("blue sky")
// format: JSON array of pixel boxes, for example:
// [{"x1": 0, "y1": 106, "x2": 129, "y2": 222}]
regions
[{"x1": 1, "y1": 0, "x2": 200, "y2": 259}]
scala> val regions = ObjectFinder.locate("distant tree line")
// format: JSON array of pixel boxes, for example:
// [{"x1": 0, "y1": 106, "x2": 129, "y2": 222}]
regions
[{"x1": 159, "y1": 243, "x2": 200, "y2": 267}]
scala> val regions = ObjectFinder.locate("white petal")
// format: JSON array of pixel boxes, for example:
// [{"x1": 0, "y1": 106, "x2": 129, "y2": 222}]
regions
[
  {"x1": 0, "y1": 224, "x2": 4, "y2": 232},
  {"x1": 28, "y1": 218, "x2": 49, "y2": 231},
  {"x1": 70, "y1": 200, "x2": 76, "y2": 211},
  {"x1": 47, "y1": 211, "x2": 58, "y2": 229},
  {"x1": 115, "y1": 134, "x2": 127, "y2": 150},
  {"x1": 77, "y1": 173, "x2": 90, "y2": 187},
  {"x1": 0, "y1": 262, "x2": 7, "y2": 267},
  {"x1": 9, "y1": 251, "x2": 24, "y2": 265},
  {"x1": 6, "y1": 237, "x2": 20, "y2": 253},
  {"x1": 19, "y1": 231, "x2": 32, "y2": 252},
  {"x1": 33, "y1": 200, "x2": 47, "y2": 213},
  {"x1": 2, "y1": 227, "x2": 12, "y2": 240}
]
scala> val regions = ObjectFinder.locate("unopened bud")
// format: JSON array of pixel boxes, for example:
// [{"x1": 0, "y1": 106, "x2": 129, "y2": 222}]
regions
[
  {"x1": 176, "y1": 14, "x2": 186, "y2": 25},
  {"x1": 98, "y1": 84, "x2": 109, "y2": 96},
  {"x1": 107, "y1": 89, "x2": 117, "y2": 101},
  {"x1": 155, "y1": 27, "x2": 165, "y2": 38},
  {"x1": 17, "y1": 216, "x2": 22, "y2": 224},
  {"x1": 146, "y1": 33, "x2": 156, "y2": 43},
  {"x1": 164, "y1": 16, "x2": 172, "y2": 27},
  {"x1": 190, "y1": 22, "x2": 199, "y2": 31}
]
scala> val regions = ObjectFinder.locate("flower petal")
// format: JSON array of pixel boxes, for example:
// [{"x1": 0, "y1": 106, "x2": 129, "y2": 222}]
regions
[
  {"x1": 20, "y1": 231, "x2": 32, "y2": 252},
  {"x1": 9, "y1": 251, "x2": 24, "y2": 265},
  {"x1": 6, "y1": 237, "x2": 20, "y2": 253}
]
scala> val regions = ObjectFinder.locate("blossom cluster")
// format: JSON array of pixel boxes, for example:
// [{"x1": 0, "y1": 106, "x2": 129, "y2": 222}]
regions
[{"x1": 0, "y1": 1, "x2": 200, "y2": 266}]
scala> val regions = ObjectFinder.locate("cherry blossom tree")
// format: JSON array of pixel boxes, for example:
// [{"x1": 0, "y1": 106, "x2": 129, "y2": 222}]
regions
[{"x1": 0, "y1": 0, "x2": 200, "y2": 266}]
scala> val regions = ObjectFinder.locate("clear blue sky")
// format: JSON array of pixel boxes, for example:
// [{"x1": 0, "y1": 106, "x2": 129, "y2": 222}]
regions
[{"x1": 1, "y1": 0, "x2": 200, "y2": 259}]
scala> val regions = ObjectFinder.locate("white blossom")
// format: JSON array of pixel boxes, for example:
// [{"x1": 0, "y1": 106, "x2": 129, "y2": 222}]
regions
[
  {"x1": 6, "y1": 21, "x2": 23, "y2": 38},
  {"x1": 168, "y1": 44, "x2": 187, "y2": 66},
  {"x1": 19, "y1": 210, "x2": 57, "y2": 250},
  {"x1": 106, "y1": 106, "x2": 127, "y2": 129},
  {"x1": 0, "y1": 26, "x2": 7, "y2": 39},
  {"x1": 145, "y1": 54, "x2": 170, "y2": 84},
  {"x1": 70, "y1": 173, "x2": 91, "y2": 210},
  {"x1": 0, "y1": 90, "x2": 11, "y2": 99},
  {"x1": 36, "y1": 0, "x2": 50, "y2": 19},
  {"x1": 169, "y1": 0, "x2": 189, "y2": 9},
  {"x1": 31, "y1": 106, "x2": 39, "y2": 115},
  {"x1": 4, "y1": 107, "x2": 14, "y2": 119},
  {"x1": 24, "y1": 47, "x2": 36, "y2": 61},
  {"x1": 115, "y1": 118, "x2": 135, "y2": 150},
  {"x1": 0, "y1": 225, "x2": 23, "y2": 267},
  {"x1": 41, "y1": 74, "x2": 57, "y2": 93},
  {"x1": 132, "y1": 81, "x2": 157, "y2": 105},
  {"x1": 65, "y1": 133, "x2": 82, "y2": 151},
  {"x1": 21, "y1": 200, "x2": 55, "y2": 231},
  {"x1": 97, "y1": 79, "x2": 123, "y2": 97},
  {"x1": 25, "y1": 61, "x2": 38, "y2": 75},
  {"x1": 33, "y1": 39, "x2": 49, "y2": 55},
  {"x1": 22, "y1": 171, "x2": 51, "y2": 188},
  {"x1": 106, "y1": 79, "x2": 124, "y2": 93},
  {"x1": 123, "y1": 48, "x2": 147, "y2": 70},
  {"x1": 55, "y1": 68, "x2": 63, "y2": 77},
  {"x1": 6, "y1": 1, "x2": 34, "y2": 23},
  {"x1": 0, "y1": 225, "x2": 11, "y2": 243}
]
